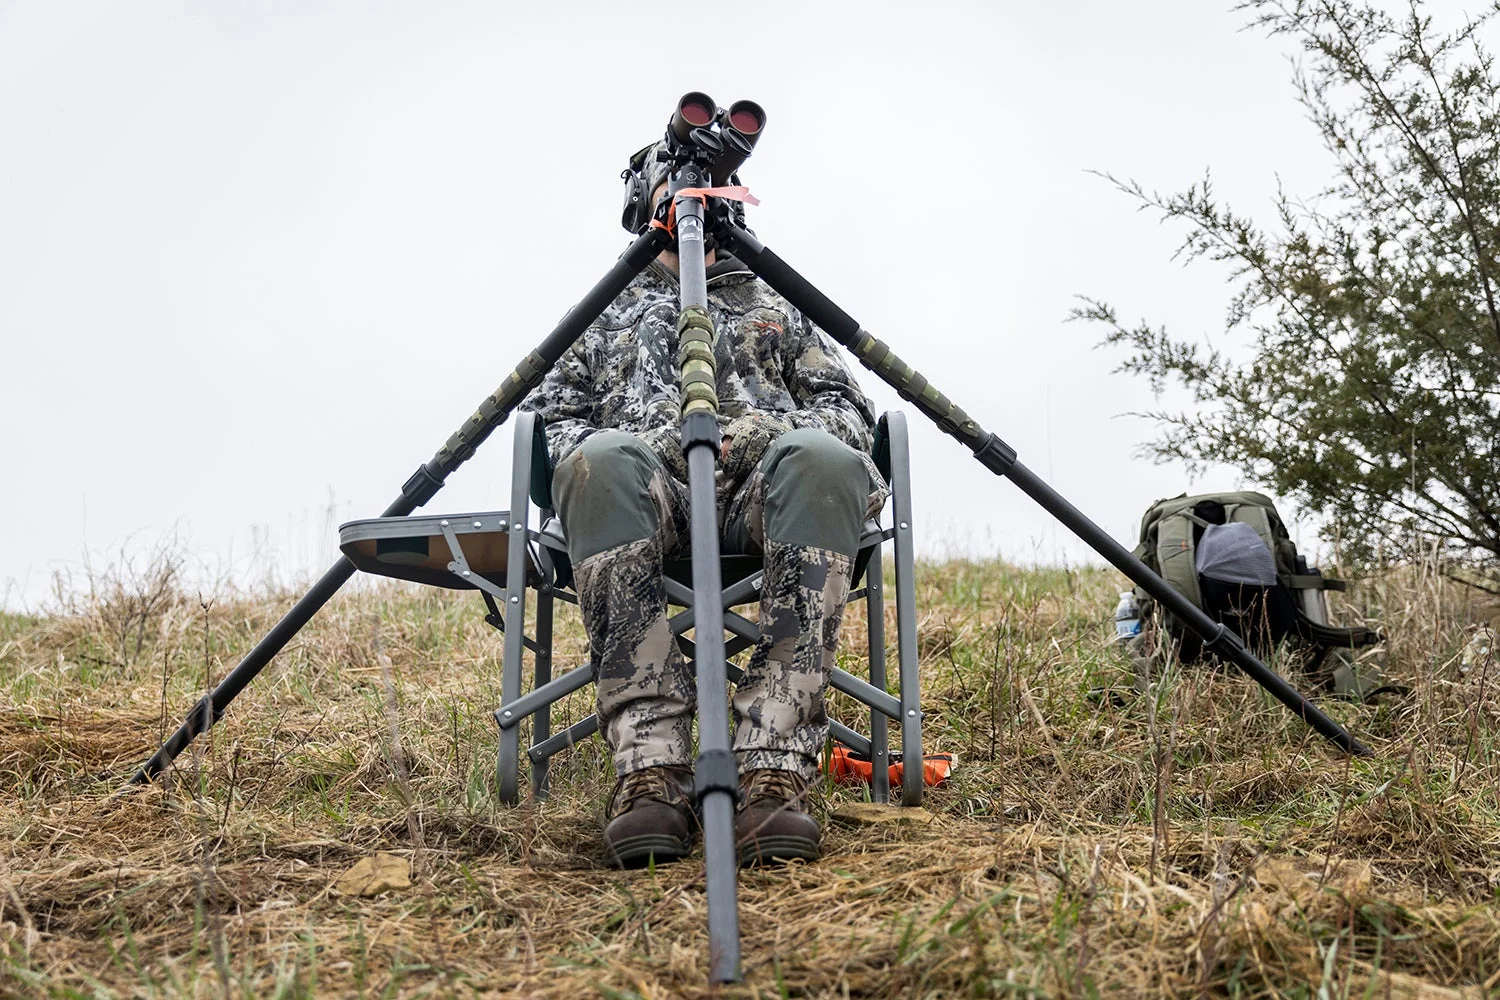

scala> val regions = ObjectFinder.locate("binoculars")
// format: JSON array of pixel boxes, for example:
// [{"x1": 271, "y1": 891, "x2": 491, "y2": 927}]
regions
[
  {"x1": 621, "y1": 93, "x2": 766, "y2": 234},
  {"x1": 669, "y1": 91, "x2": 766, "y2": 182}
]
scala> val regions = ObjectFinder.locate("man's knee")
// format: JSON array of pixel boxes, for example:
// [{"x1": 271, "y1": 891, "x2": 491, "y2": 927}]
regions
[
  {"x1": 553, "y1": 431, "x2": 664, "y2": 561},
  {"x1": 762, "y1": 428, "x2": 871, "y2": 557}
]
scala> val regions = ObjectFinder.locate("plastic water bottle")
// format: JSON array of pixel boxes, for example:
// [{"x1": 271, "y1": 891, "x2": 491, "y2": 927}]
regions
[
  {"x1": 1114, "y1": 591, "x2": 1141, "y2": 641},
  {"x1": 1461, "y1": 626, "x2": 1495, "y2": 674}
]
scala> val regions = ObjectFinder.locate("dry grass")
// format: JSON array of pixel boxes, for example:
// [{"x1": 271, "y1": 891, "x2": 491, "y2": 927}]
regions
[{"x1": 1, "y1": 551, "x2": 1497, "y2": 998}]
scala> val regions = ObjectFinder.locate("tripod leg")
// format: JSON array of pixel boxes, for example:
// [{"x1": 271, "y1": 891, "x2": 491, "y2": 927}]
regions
[
  {"x1": 670, "y1": 168, "x2": 742, "y2": 985},
  {"x1": 127, "y1": 557, "x2": 358, "y2": 785},
  {"x1": 720, "y1": 225, "x2": 1369, "y2": 757},
  {"x1": 126, "y1": 228, "x2": 672, "y2": 787}
]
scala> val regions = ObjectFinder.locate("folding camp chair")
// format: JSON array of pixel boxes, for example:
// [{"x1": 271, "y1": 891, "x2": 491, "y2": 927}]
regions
[{"x1": 338, "y1": 410, "x2": 924, "y2": 806}]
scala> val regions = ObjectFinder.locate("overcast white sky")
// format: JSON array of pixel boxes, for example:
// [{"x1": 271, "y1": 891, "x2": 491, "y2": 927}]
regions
[{"x1": 0, "y1": 1, "x2": 1483, "y2": 609}]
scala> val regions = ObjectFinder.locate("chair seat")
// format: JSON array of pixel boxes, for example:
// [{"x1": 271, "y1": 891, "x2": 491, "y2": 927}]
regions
[{"x1": 339, "y1": 510, "x2": 535, "y2": 591}]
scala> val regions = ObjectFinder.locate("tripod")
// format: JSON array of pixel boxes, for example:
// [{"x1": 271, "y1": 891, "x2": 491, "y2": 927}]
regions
[{"x1": 126, "y1": 96, "x2": 1370, "y2": 986}]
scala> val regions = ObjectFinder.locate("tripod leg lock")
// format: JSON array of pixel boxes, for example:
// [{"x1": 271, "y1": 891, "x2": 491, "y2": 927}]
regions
[
  {"x1": 971, "y1": 433, "x2": 1018, "y2": 477},
  {"x1": 400, "y1": 464, "x2": 445, "y2": 507},
  {"x1": 693, "y1": 748, "x2": 740, "y2": 805},
  {"x1": 1203, "y1": 623, "x2": 1248, "y2": 659},
  {"x1": 185, "y1": 694, "x2": 225, "y2": 737},
  {"x1": 680, "y1": 410, "x2": 722, "y2": 453}
]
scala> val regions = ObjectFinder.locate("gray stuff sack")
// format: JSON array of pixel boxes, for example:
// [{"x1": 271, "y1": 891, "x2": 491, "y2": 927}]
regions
[{"x1": 1196, "y1": 521, "x2": 1278, "y2": 586}]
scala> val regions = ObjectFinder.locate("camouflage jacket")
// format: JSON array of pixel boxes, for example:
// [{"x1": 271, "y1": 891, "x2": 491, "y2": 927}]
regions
[{"x1": 523, "y1": 254, "x2": 878, "y2": 484}]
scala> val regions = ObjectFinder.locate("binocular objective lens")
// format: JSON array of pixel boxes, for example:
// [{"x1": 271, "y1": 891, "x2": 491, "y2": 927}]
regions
[
  {"x1": 728, "y1": 108, "x2": 762, "y2": 135},
  {"x1": 680, "y1": 100, "x2": 714, "y2": 127}
]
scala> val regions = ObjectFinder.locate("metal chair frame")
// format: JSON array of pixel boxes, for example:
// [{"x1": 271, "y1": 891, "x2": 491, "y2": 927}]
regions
[{"x1": 344, "y1": 409, "x2": 923, "y2": 807}]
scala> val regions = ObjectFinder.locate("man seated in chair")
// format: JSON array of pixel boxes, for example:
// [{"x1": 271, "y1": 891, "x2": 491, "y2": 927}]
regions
[{"x1": 521, "y1": 140, "x2": 887, "y2": 868}]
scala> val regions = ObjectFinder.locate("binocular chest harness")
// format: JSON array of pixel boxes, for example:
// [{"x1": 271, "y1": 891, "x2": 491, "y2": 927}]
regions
[{"x1": 126, "y1": 92, "x2": 1372, "y2": 986}]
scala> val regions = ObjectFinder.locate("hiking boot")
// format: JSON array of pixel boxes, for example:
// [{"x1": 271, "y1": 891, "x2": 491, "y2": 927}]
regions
[
  {"x1": 603, "y1": 765, "x2": 696, "y2": 869},
  {"x1": 735, "y1": 768, "x2": 821, "y2": 866}
]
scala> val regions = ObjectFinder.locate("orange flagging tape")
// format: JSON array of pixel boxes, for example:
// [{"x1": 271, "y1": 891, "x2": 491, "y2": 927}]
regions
[
  {"x1": 649, "y1": 186, "x2": 761, "y2": 235},
  {"x1": 824, "y1": 743, "x2": 956, "y2": 789},
  {"x1": 679, "y1": 185, "x2": 761, "y2": 206}
]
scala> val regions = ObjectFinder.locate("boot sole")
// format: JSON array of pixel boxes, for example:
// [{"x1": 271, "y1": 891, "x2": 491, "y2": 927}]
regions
[
  {"x1": 605, "y1": 833, "x2": 693, "y2": 869},
  {"x1": 739, "y1": 835, "x2": 822, "y2": 866}
]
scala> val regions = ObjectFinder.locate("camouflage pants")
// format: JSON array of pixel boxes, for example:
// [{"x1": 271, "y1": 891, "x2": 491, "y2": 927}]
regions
[{"x1": 553, "y1": 427, "x2": 887, "y2": 780}]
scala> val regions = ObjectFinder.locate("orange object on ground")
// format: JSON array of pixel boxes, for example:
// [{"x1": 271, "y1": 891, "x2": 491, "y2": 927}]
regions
[{"x1": 825, "y1": 743, "x2": 955, "y2": 788}]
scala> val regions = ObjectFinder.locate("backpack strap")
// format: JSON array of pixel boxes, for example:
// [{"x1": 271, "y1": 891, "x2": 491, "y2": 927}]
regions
[
  {"x1": 1154, "y1": 510, "x2": 1203, "y2": 611},
  {"x1": 1295, "y1": 612, "x2": 1381, "y2": 650},
  {"x1": 1226, "y1": 502, "x2": 1277, "y2": 557},
  {"x1": 1284, "y1": 573, "x2": 1347, "y2": 592}
]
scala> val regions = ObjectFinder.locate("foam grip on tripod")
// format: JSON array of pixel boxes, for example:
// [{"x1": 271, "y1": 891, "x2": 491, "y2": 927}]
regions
[
  {"x1": 432, "y1": 350, "x2": 549, "y2": 472},
  {"x1": 677, "y1": 305, "x2": 719, "y2": 416},
  {"x1": 848, "y1": 330, "x2": 982, "y2": 443}
]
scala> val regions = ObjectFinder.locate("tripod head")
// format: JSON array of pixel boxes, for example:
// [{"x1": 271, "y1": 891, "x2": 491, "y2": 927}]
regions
[{"x1": 621, "y1": 92, "x2": 766, "y2": 234}]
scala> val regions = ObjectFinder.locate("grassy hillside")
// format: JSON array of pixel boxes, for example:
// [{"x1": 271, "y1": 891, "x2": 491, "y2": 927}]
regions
[{"x1": 1, "y1": 556, "x2": 1496, "y2": 998}]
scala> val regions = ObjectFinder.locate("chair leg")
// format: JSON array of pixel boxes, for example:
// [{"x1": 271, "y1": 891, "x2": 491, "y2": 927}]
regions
[
  {"x1": 498, "y1": 665, "x2": 522, "y2": 803},
  {"x1": 531, "y1": 588, "x2": 554, "y2": 799},
  {"x1": 495, "y1": 566, "x2": 524, "y2": 805},
  {"x1": 497, "y1": 421, "x2": 537, "y2": 806},
  {"x1": 865, "y1": 553, "x2": 891, "y2": 804},
  {"x1": 887, "y1": 414, "x2": 923, "y2": 807},
  {"x1": 894, "y1": 547, "x2": 922, "y2": 806},
  {"x1": 497, "y1": 687, "x2": 523, "y2": 804},
  {"x1": 497, "y1": 602, "x2": 524, "y2": 806}
]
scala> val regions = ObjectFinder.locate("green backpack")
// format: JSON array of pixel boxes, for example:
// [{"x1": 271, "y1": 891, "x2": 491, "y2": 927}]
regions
[{"x1": 1132, "y1": 491, "x2": 1381, "y2": 668}]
